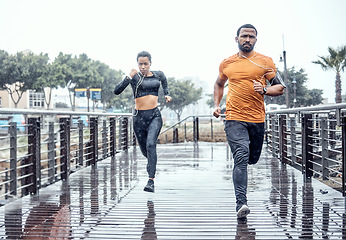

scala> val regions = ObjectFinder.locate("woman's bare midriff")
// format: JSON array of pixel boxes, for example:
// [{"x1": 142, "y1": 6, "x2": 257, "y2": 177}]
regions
[{"x1": 135, "y1": 95, "x2": 158, "y2": 110}]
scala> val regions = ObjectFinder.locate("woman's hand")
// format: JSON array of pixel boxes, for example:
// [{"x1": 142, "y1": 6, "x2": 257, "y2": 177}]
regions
[
  {"x1": 165, "y1": 95, "x2": 172, "y2": 103},
  {"x1": 129, "y1": 69, "x2": 138, "y2": 79}
]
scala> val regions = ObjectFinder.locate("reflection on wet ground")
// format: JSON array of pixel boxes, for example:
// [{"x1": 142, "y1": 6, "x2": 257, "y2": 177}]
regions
[{"x1": 0, "y1": 142, "x2": 345, "y2": 239}]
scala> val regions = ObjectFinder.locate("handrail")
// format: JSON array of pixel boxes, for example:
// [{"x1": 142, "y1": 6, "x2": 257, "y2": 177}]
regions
[
  {"x1": 160, "y1": 114, "x2": 223, "y2": 135},
  {"x1": 0, "y1": 108, "x2": 132, "y2": 117},
  {"x1": 265, "y1": 103, "x2": 346, "y2": 195},
  {"x1": 267, "y1": 103, "x2": 346, "y2": 114}
]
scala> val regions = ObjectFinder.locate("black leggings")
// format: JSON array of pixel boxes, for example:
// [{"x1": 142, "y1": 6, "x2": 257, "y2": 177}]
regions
[{"x1": 133, "y1": 107, "x2": 162, "y2": 178}]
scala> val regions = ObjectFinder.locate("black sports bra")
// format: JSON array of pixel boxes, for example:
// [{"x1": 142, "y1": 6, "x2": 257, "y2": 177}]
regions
[{"x1": 114, "y1": 71, "x2": 169, "y2": 98}]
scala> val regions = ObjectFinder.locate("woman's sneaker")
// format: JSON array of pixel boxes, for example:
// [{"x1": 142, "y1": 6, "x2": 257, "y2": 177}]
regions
[
  {"x1": 144, "y1": 179, "x2": 155, "y2": 193},
  {"x1": 237, "y1": 205, "x2": 250, "y2": 219}
]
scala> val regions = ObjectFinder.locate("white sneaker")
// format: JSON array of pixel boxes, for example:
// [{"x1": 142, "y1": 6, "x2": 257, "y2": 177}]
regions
[{"x1": 237, "y1": 205, "x2": 250, "y2": 219}]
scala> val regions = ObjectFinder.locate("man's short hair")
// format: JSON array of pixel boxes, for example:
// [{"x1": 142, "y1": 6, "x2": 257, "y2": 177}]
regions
[{"x1": 237, "y1": 24, "x2": 257, "y2": 36}]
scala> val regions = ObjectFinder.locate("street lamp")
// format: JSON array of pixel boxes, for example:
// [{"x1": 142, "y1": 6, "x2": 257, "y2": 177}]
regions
[
  {"x1": 279, "y1": 50, "x2": 289, "y2": 108},
  {"x1": 292, "y1": 74, "x2": 297, "y2": 108}
]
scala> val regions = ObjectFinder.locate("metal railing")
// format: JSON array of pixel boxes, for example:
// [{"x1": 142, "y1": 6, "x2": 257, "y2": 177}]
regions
[
  {"x1": 158, "y1": 115, "x2": 227, "y2": 144},
  {"x1": 0, "y1": 108, "x2": 134, "y2": 203},
  {"x1": 266, "y1": 103, "x2": 346, "y2": 195}
]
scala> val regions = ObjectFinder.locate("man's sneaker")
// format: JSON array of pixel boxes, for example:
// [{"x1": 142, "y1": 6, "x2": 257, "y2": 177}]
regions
[
  {"x1": 144, "y1": 179, "x2": 155, "y2": 193},
  {"x1": 237, "y1": 205, "x2": 250, "y2": 219}
]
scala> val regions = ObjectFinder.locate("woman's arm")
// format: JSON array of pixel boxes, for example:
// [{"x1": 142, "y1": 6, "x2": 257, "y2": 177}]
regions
[
  {"x1": 114, "y1": 76, "x2": 132, "y2": 95},
  {"x1": 158, "y1": 71, "x2": 169, "y2": 96}
]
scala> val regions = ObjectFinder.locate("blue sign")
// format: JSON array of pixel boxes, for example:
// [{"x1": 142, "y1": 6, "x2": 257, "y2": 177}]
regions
[
  {"x1": 91, "y1": 90, "x2": 101, "y2": 100},
  {"x1": 75, "y1": 88, "x2": 87, "y2": 98}
]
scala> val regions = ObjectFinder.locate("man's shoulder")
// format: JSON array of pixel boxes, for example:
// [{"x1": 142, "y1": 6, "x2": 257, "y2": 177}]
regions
[
  {"x1": 254, "y1": 52, "x2": 274, "y2": 61},
  {"x1": 221, "y1": 53, "x2": 238, "y2": 64}
]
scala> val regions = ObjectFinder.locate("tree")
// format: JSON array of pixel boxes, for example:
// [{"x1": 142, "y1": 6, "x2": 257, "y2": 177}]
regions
[
  {"x1": 265, "y1": 68, "x2": 323, "y2": 107},
  {"x1": 34, "y1": 53, "x2": 70, "y2": 109},
  {"x1": 0, "y1": 51, "x2": 49, "y2": 108},
  {"x1": 206, "y1": 93, "x2": 227, "y2": 110},
  {"x1": 312, "y1": 46, "x2": 346, "y2": 103},
  {"x1": 165, "y1": 78, "x2": 202, "y2": 121},
  {"x1": 93, "y1": 60, "x2": 124, "y2": 110}
]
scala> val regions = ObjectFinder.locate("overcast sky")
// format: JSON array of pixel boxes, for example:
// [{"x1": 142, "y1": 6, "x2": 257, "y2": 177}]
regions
[{"x1": 1, "y1": 0, "x2": 345, "y2": 103}]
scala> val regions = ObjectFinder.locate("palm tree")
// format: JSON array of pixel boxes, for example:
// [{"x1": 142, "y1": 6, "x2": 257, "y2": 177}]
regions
[{"x1": 312, "y1": 46, "x2": 346, "y2": 103}]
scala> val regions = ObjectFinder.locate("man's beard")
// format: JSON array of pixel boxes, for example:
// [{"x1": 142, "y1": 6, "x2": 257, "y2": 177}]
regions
[{"x1": 238, "y1": 42, "x2": 255, "y2": 53}]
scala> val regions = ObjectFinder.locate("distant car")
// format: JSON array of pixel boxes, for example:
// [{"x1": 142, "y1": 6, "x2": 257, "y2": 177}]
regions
[
  {"x1": 0, "y1": 114, "x2": 26, "y2": 133},
  {"x1": 11, "y1": 114, "x2": 26, "y2": 132}
]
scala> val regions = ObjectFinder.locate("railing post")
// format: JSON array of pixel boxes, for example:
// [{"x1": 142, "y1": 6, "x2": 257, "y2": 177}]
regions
[
  {"x1": 9, "y1": 122, "x2": 17, "y2": 196},
  {"x1": 193, "y1": 116, "x2": 196, "y2": 142},
  {"x1": 110, "y1": 117, "x2": 116, "y2": 157},
  {"x1": 60, "y1": 117, "x2": 70, "y2": 180},
  {"x1": 28, "y1": 117, "x2": 41, "y2": 194},
  {"x1": 173, "y1": 127, "x2": 178, "y2": 143},
  {"x1": 90, "y1": 117, "x2": 98, "y2": 164},
  {"x1": 184, "y1": 123, "x2": 187, "y2": 142},
  {"x1": 269, "y1": 115, "x2": 274, "y2": 150},
  {"x1": 48, "y1": 122, "x2": 56, "y2": 184},
  {"x1": 196, "y1": 117, "x2": 199, "y2": 141},
  {"x1": 290, "y1": 117, "x2": 297, "y2": 165},
  {"x1": 279, "y1": 115, "x2": 288, "y2": 163},
  {"x1": 329, "y1": 114, "x2": 336, "y2": 149},
  {"x1": 193, "y1": 117, "x2": 199, "y2": 142},
  {"x1": 210, "y1": 118, "x2": 214, "y2": 139},
  {"x1": 321, "y1": 117, "x2": 329, "y2": 180},
  {"x1": 302, "y1": 113, "x2": 313, "y2": 178},
  {"x1": 78, "y1": 120, "x2": 84, "y2": 166},
  {"x1": 102, "y1": 119, "x2": 107, "y2": 159},
  {"x1": 272, "y1": 116, "x2": 278, "y2": 158},
  {"x1": 119, "y1": 117, "x2": 128, "y2": 150},
  {"x1": 341, "y1": 115, "x2": 346, "y2": 196}
]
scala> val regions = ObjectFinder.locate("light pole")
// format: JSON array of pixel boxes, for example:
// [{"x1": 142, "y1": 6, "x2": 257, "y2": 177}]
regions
[
  {"x1": 292, "y1": 73, "x2": 297, "y2": 108},
  {"x1": 280, "y1": 50, "x2": 289, "y2": 108}
]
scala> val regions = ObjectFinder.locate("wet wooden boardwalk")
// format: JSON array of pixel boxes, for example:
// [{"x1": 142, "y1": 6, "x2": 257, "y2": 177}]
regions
[{"x1": 0, "y1": 142, "x2": 345, "y2": 239}]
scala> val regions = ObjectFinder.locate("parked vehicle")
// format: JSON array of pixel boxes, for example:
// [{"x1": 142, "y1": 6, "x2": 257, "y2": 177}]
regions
[
  {"x1": 72, "y1": 115, "x2": 88, "y2": 127},
  {"x1": 0, "y1": 114, "x2": 26, "y2": 133}
]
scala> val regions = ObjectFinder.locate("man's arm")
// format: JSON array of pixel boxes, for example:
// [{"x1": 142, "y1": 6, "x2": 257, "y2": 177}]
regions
[
  {"x1": 253, "y1": 73, "x2": 286, "y2": 96},
  {"x1": 213, "y1": 76, "x2": 227, "y2": 118},
  {"x1": 265, "y1": 72, "x2": 286, "y2": 96},
  {"x1": 264, "y1": 84, "x2": 285, "y2": 96}
]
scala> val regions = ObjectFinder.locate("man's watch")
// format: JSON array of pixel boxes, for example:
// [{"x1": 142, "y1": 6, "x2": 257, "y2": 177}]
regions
[{"x1": 261, "y1": 87, "x2": 267, "y2": 95}]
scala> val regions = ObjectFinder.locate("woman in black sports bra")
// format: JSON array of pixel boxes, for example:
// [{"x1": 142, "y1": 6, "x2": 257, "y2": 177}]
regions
[{"x1": 114, "y1": 51, "x2": 172, "y2": 193}]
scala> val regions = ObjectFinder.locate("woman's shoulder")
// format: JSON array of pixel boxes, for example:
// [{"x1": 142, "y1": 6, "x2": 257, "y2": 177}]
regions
[{"x1": 152, "y1": 70, "x2": 166, "y2": 78}]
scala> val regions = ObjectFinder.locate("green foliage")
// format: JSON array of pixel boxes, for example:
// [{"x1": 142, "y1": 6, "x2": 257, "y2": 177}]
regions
[
  {"x1": 312, "y1": 46, "x2": 346, "y2": 103},
  {"x1": 0, "y1": 51, "x2": 49, "y2": 107},
  {"x1": 165, "y1": 78, "x2": 202, "y2": 121},
  {"x1": 266, "y1": 68, "x2": 323, "y2": 107},
  {"x1": 0, "y1": 49, "x2": 124, "y2": 109},
  {"x1": 206, "y1": 93, "x2": 227, "y2": 109}
]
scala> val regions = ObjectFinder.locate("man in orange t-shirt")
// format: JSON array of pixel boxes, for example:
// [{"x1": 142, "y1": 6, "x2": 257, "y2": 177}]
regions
[{"x1": 213, "y1": 24, "x2": 285, "y2": 219}]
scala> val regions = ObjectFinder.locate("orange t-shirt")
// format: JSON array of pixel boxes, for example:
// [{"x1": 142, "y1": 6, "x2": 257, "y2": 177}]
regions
[{"x1": 219, "y1": 51, "x2": 277, "y2": 123}]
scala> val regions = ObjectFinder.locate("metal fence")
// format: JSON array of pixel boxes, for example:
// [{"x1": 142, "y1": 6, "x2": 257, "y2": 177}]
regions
[
  {"x1": 158, "y1": 115, "x2": 227, "y2": 144},
  {"x1": 0, "y1": 108, "x2": 134, "y2": 203},
  {"x1": 266, "y1": 103, "x2": 346, "y2": 196}
]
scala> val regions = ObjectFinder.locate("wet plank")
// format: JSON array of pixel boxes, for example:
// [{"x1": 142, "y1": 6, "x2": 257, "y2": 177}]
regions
[{"x1": 0, "y1": 142, "x2": 345, "y2": 239}]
